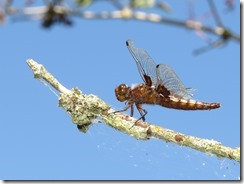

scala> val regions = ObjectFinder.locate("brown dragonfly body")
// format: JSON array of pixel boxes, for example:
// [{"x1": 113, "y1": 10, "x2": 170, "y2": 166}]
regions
[{"x1": 115, "y1": 40, "x2": 220, "y2": 121}]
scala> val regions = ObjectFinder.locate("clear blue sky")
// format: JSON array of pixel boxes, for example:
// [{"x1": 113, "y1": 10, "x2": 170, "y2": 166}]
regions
[{"x1": 0, "y1": 0, "x2": 240, "y2": 180}]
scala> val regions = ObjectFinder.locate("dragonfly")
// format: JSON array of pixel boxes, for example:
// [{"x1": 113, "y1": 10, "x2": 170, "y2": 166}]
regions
[{"x1": 114, "y1": 40, "x2": 220, "y2": 121}]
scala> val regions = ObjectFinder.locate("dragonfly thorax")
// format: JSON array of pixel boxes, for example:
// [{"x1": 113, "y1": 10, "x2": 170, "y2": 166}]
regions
[{"x1": 115, "y1": 84, "x2": 131, "y2": 102}]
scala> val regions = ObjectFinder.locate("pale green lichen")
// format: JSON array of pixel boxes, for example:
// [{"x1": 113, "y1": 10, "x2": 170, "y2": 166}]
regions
[{"x1": 59, "y1": 88, "x2": 110, "y2": 129}]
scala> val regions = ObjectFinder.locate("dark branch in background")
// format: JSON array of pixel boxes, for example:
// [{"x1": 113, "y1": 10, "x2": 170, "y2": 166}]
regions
[
  {"x1": 208, "y1": 0, "x2": 223, "y2": 27},
  {"x1": 26, "y1": 59, "x2": 240, "y2": 163},
  {"x1": 192, "y1": 0, "x2": 231, "y2": 55},
  {"x1": 0, "y1": 0, "x2": 239, "y2": 46},
  {"x1": 42, "y1": 2, "x2": 72, "y2": 28}
]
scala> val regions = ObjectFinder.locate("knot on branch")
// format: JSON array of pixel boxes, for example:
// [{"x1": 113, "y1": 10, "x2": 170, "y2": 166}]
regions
[
  {"x1": 120, "y1": 7, "x2": 133, "y2": 18},
  {"x1": 59, "y1": 88, "x2": 110, "y2": 132}
]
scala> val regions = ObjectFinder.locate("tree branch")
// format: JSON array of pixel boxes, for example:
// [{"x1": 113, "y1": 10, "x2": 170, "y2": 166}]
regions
[
  {"x1": 77, "y1": 8, "x2": 239, "y2": 42},
  {"x1": 26, "y1": 59, "x2": 240, "y2": 163},
  {"x1": 3, "y1": 4, "x2": 240, "y2": 42}
]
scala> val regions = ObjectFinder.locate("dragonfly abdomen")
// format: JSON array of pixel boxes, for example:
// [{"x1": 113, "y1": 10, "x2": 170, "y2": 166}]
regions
[{"x1": 157, "y1": 96, "x2": 220, "y2": 110}]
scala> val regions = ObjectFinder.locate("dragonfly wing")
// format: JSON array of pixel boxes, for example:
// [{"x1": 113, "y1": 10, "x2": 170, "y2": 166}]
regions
[
  {"x1": 126, "y1": 40, "x2": 157, "y2": 87},
  {"x1": 156, "y1": 64, "x2": 194, "y2": 99}
]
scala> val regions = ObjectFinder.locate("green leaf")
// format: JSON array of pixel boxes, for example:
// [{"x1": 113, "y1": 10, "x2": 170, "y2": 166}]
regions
[
  {"x1": 131, "y1": 0, "x2": 156, "y2": 9},
  {"x1": 76, "y1": 0, "x2": 92, "y2": 7}
]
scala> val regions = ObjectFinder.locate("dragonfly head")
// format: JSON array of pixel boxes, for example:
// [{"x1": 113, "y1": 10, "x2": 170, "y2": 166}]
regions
[{"x1": 115, "y1": 84, "x2": 131, "y2": 102}]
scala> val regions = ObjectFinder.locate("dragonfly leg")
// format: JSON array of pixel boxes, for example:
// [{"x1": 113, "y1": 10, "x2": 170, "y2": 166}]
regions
[
  {"x1": 135, "y1": 104, "x2": 147, "y2": 122},
  {"x1": 130, "y1": 104, "x2": 134, "y2": 117},
  {"x1": 113, "y1": 102, "x2": 133, "y2": 116},
  {"x1": 129, "y1": 104, "x2": 148, "y2": 129}
]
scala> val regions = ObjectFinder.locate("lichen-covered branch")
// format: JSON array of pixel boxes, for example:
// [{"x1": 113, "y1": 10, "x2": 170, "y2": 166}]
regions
[
  {"x1": 27, "y1": 59, "x2": 71, "y2": 94},
  {"x1": 26, "y1": 59, "x2": 240, "y2": 163}
]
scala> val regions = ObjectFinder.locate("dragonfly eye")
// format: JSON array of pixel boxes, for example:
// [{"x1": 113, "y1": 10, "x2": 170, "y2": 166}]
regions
[{"x1": 115, "y1": 84, "x2": 130, "y2": 102}]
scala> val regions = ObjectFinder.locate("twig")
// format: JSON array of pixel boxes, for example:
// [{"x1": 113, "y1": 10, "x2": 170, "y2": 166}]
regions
[
  {"x1": 26, "y1": 59, "x2": 240, "y2": 162},
  {"x1": 207, "y1": 0, "x2": 223, "y2": 27},
  {"x1": 6, "y1": 5, "x2": 240, "y2": 42}
]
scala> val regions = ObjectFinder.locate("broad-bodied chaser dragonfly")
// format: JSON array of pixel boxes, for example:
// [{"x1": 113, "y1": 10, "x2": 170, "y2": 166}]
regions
[{"x1": 115, "y1": 40, "x2": 220, "y2": 121}]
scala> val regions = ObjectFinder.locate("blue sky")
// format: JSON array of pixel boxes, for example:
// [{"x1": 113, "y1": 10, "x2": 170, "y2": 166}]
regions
[{"x1": 0, "y1": 0, "x2": 240, "y2": 180}]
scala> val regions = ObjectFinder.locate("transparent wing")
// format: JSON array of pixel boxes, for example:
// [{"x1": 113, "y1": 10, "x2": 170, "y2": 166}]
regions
[
  {"x1": 126, "y1": 40, "x2": 157, "y2": 86},
  {"x1": 156, "y1": 64, "x2": 195, "y2": 99}
]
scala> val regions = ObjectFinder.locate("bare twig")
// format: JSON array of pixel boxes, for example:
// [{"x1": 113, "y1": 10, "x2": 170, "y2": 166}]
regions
[
  {"x1": 3, "y1": 4, "x2": 240, "y2": 42},
  {"x1": 26, "y1": 59, "x2": 240, "y2": 162},
  {"x1": 207, "y1": 0, "x2": 224, "y2": 27}
]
